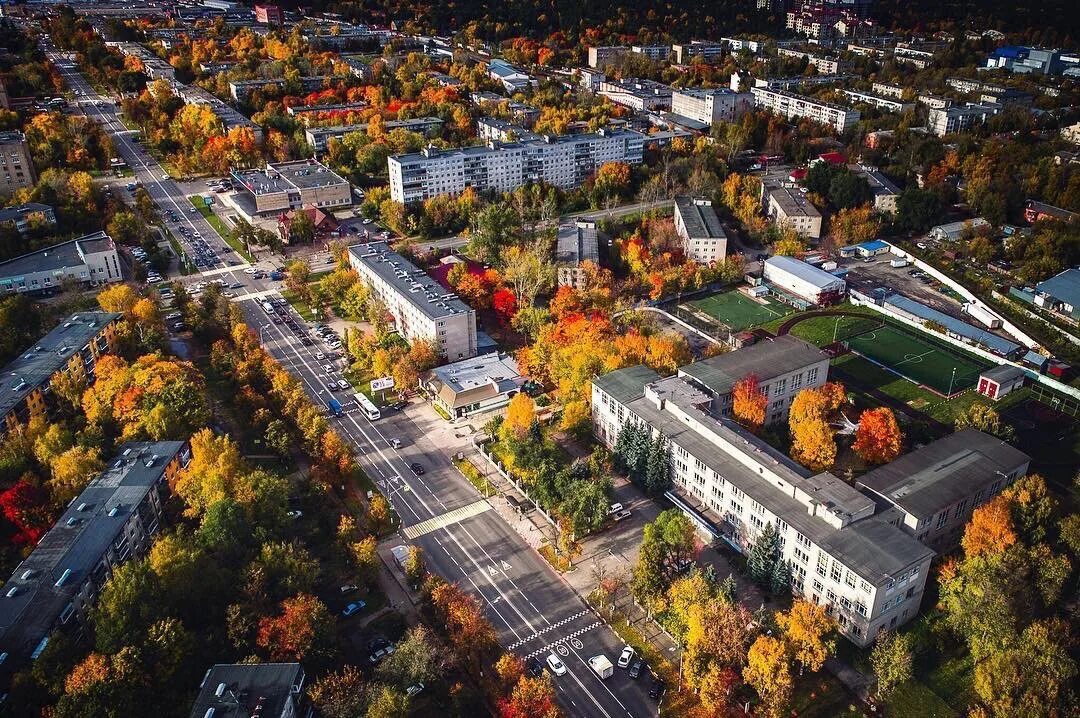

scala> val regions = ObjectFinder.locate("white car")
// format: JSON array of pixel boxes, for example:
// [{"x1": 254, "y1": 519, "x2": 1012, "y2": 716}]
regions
[
  {"x1": 161, "y1": 173, "x2": 169, "y2": 180},
  {"x1": 243, "y1": 267, "x2": 259, "y2": 275},
  {"x1": 315, "y1": 352, "x2": 325, "y2": 360},
  {"x1": 546, "y1": 653, "x2": 567, "y2": 676},
  {"x1": 336, "y1": 379, "x2": 350, "y2": 391},
  {"x1": 323, "y1": 364, "x2": 335, "y2": 374},
  {"x1": 617, "y1": 646, "x2": 635, "y2": 669},
  {"x1": 608, "y1": 502, "x2": 624, "y2": 515}
]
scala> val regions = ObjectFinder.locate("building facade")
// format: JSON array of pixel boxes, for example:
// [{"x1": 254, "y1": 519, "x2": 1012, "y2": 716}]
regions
[
  {"x1": 0, "y1": 441, "x2": 190, "y2": 680},
  {"x1": 841, "y1": 90, "x2": 914, "y2": 114},
  {"x1": 348, "y1": 242, "x2": 477, "y2": 360},
  {"x1": 231, "y1": 160, "x2": 352, "y2": 215},
  {"x1": 927, "y1": 103, "x2": 1000, "y2": 136},
  {"x1": 423, "y1": 353, "x2": 524, "y2": 419},
  {"x1": 587, "y1": 46, "x2": 629, "y2": 68},
  {"x1": 674, "y1": 196, "x2": 727, "y2": 264},
  {"x1": 0, "y1": 232, "x2": 122, "y2": 296},
  {"x1": 750, "y1": 87, "x2": 861, "y2": 133},
  {"x1": 305, "y1": 117, "x2": 443, "y2": 152},
  {"x1": 672, "y1": 41, "x2": 725, "y2": 65},
  {"x1": 592, "y1": 363, "x2": 934, "y2": 646},
  {"x1": 0, "y1": 131, "x2": 36, "y2": 194},
  {"x1": 555, "y1": 220, "x2": 599, "y2": 288},
  {"x1": 671, "y1": 88, "x2": 754, "y2": 126},
  {"x1": 598, "y1": 78, "x2": 674, "y2": 111},
  {"x1": 387, "y1": 130, "x2": 644, "y2": 203},
  {"x1": 764, "y1": 185, "x2": 823, "y2": 238}
]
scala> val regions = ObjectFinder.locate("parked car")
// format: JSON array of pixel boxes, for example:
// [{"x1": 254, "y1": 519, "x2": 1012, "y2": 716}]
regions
[
  {"x1": 546, "y1": 653, "x2": 567, "y2": 676},
  {"x1": 649, "y1": 678, "x2": 665, "y2": 700},
  {"x1": 618, "y1": 646, "x2": 635, "y2": 669},
  {"x1": 629, "y1": 660, "x2": 644, "y2": 679},
  {"x1": 341, "y1": 601, "x2": 366, "y2": 617},
  {"x1": 339, "y1": 584, "x2": 358, "y2": 594},
  {"x1": 405, "y1": 683, "x2": 424, "y2": 698},
  {"x1": 608, "y1": 502, "x2": 624, "y2": 515},
  {"x1": 611, "y1": 509, "x2": 632, "y2": 522}
]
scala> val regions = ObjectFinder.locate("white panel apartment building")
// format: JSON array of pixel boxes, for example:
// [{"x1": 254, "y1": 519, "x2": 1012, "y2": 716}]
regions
[
  {"x1": 670, "y1": 88, "x2": 754, "y2": 126},
  {"x1": 750, "y1": 87, "x2": 861, "y2": 133},
  {"x1": 387, "y1": 130, "x2": 645, "y2": 203},
  {"x1": 673, "y1": 196, "x2": 727, "y2": 264},
  {"x1": 592, "y1": 361, "x2": 935, "y2": 646},
  {"x1": 348, "y1": 242, "x2": 477, "y2": 360}
]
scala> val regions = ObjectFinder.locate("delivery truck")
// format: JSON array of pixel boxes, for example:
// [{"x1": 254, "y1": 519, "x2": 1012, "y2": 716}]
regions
[{"x1": 588, "y1": 655, "x2": 613, "y2": 679}]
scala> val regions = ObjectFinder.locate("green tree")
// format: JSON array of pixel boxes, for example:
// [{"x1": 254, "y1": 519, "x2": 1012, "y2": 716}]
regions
[
  {"x1": 643, "y1": 432, "x2": 671, "y2": 495},
  {"x1": 870, "y1": 630, "x2": 913, "y2": 700},
  {"x1": 467, "y1": 203, "x2": 518, "y2": 263},
  {"x1": 896, "y1": 187, "x2": 943, "y2": 232},
  {"x1": 747, "y1": 524, "x2": 789, "y2": 596},
  {"x1": 92, "y1": 559, "x2": 163, "y2": 654},
  {"x1": 289, "y1": 210, "x2": 316, "y2": 244}
]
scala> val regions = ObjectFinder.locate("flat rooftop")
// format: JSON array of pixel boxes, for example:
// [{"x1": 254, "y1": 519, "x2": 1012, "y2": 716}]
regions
[
  {"x1": 391, "y1": 129, "x2": 644, "y2": 164},
  {"x1": 0, "y1": 311, "x2": 121, "y2": 419},
  {"x1": 675, "y1": 196, "x2": 726, "y2": 239},
  {"x1": 349, "y1": 242, "x2": 474, "y2": 321},
  {"x1": 556, "y1": 221, "x2": 599, "y2": 266},
  {"x1": 677, "y1": 334, "x2": 827, "y2": 397},
  {"x1": 306, "y1": 117, "x2": 443, "y2": 138},
  {"x1": 189, "y1": 663, "x2": 304, "y2": 718},
  {"x1": 233, "y1": 160, "x2": 349, "y2": 195},
  {"x1": 857, "y1": 429, "x2": 1029, "y2": 520},
  {"x1": 767, "y1": 186, "x2": 822, "y2": 218},
  {"x1": 428, "y1": 352, "x2": 522, "y2": 409},
  {"x1": 0, "y1": 441, "x2": 186, "y2": 668}
]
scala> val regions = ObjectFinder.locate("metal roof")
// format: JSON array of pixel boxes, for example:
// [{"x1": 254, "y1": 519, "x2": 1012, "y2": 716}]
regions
[
  {"x1": 765, "y1": 255, "x2": 844, "y2": 292},
  {"x1": 677, "y1": 334, "x2": 827, "y2": 397},
  {"x1": 348, "y1": 242, "x2": 474, "y2": 320},
  {"x1": 0, "y1": 232, "x2": 115, "y2": 282},
  {"x1": 556, "y1": 221, "x2": 599, "y2": 266},
  {"x1": 189, "y1": 663, "x2": 304, "y2": 718},
  {"x1": 674, "y1": 196, "x2": 726, "y2": 240},
  {"x1": 1035, "y1": 267, "x2": 1080, "y2": 309},
  {"x1": 883, "y1": 294, "x2": 1021, "y2": 355}
]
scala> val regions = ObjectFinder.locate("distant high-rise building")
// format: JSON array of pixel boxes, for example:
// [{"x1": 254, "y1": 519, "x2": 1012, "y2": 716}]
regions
[{"x1": 0, "y1": 131, "x2": 35, "y2": 193}]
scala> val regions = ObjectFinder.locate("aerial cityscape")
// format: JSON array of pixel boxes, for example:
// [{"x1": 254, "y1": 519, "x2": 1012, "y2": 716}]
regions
[{"x1": 0, "y1": 0, "x2": 1075, "y2": 716}]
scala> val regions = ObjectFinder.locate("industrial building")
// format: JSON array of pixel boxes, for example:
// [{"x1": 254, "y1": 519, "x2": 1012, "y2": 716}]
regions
[
  {"x1": 1034, "y1": 267, "x2": 1080, "y2": 320},
  {"x1": 348, "y1": 242, "x2": 477, "y2": 360},
  {"x1": 763, "y1": 255, "x2": 846, "y2": 306},
  {"x1": 673, "y1": 196, "x2": 727, "y2": 264}
]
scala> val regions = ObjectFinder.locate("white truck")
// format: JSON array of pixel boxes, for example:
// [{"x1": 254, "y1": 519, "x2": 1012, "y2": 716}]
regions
[{"x1": 588, "y1": 654, "x2": 614, "y2": 679}]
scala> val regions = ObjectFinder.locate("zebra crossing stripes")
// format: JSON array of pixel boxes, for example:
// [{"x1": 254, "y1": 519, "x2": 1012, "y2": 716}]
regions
[
  {"x1": 522, "y1": 622, "x2": 603, "y2": 660},
  {"x1": 507, "y1": 609, "x2": 593, "y2": 650},
  {"x1": 401, "y1": 500, "x2": 491, "y2": 539}
]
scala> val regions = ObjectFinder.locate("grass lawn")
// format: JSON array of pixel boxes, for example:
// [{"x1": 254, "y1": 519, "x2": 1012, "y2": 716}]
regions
[
  {"x1": 791, "y1": 674, "x2": 866, "y2": 718},
  {"x1": 690, "y1": 290, "x2": 793, "y2": 331},
  {"x1": 281, "y1": 288, "x2": 316, "y2": 321},
  {"x1": 884, "y1": 680, "x2": 960, "y2": 718},
  {"x1": 161, "y1": 229, "x2": 193, "y2": 275},
  {"x1": 846, "y1": 325, "x2": 990, "y2": 395},
  {"x1": 189, "y1": 195, "x2": 253, "y2": 262},
  {"x1": 832, "y1": 354, "x2": 942, "y2": 409},
  {"x1": 787, "y1": 313, "x2": 884, "y2": 346}
]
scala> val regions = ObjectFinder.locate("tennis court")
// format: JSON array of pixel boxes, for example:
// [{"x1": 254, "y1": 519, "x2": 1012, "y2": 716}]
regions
[
  {"x1": 691, "y1": 291, "x2": 793, "y2": 331},
  {"x1": 846, "y1": 324, "x2": 990, "y2": 396}
]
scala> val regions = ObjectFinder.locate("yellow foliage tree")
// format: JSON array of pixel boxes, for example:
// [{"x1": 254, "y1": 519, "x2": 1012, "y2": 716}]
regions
[
  {"x1": 743, "y1": 635, "x2": 792, "y2": 718},
  {"x1": 501, "y1": 392, "x2": 536, "y2": 441},
  {"x1": 776, "y1": 599, "x2": 834, "y2": 671}
]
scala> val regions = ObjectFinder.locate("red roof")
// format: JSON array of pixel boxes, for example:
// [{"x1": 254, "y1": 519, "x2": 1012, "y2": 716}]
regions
[
  {"x1": 818, "y1": 151, "x2": 847, "y2": 166},
  {"x1": 789, "y1": 168, "x2": 808, "y2": 181}
]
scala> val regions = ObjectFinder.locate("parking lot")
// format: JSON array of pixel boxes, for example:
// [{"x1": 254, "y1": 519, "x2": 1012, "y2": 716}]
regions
[{"x1": 843, "y1": 256, "x2": 967, "y2": 319}]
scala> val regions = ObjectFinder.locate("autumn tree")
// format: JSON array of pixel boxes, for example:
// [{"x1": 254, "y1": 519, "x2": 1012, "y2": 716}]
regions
[
  {"x1": 954, "y1": 404, "x2": 1015, "y2": 441},
  {"x1": 256, "y1": 593, "x2": 336, "y2": 666},
  {"x1": 308, "y1": 665, "x2": 367, "y2": 718},
  {"x1": 870, "y1": 631, "x2": 913, "y2": 700},
  {"x1": 962, "y1": 496, "x2": 1018, "y2": 558},
  {"x1": 684, "y1": 598, "x2": 754, "y2": 691},
  {"x1": 429, "y1": 582, "x2": 498, "y2": 678},
  {"x1": 853, "y1": 407, "x2": 903, "y2": 464},
  {"x1": 497, "y1": 673, "x2": 561, "y2": 718},
  {"x1": 500, "y1": 392, "x2": 536, "y2": 442},
  {"x1": 731, "y1": 374, "x2": 767, "y2": 432},
  {"x1": 744, "y1": 635, "x2": 792, "y2": 718},
  {"x1": 788, "y1": 386, "x2": 838, "y2": 471},
  {"x1": 776, "y1": 600, "x2": 834, "y2": 672},
  {"x1": 828, "y1": 204, "x2": 881, "y2": 247}
]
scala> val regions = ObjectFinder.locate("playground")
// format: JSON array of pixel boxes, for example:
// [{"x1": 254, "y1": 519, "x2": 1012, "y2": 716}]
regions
[
  {"x1": 690, "y1": 290, "x2": 794, "y2": 332},
  {"x1": 845, "y1": 324, "x2": 991, "y2": 396}
]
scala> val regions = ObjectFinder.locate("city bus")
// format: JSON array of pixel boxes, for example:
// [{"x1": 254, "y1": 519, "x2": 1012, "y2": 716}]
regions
[{"x1": 354, "y1": 393, "x2": 381, "y2": 421}]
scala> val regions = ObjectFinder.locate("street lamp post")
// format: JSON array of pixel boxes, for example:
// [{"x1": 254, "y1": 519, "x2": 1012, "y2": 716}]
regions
[{"x1": 947, "y1": 366, "x2": 957, "y2": 396}]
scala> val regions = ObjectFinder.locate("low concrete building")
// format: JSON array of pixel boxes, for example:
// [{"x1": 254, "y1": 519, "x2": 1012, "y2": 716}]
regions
[
  {"x1": 488, "y1": 59, "x2": 536, "y2": 93},
  {"x1": 423, "y1": 352, "x2": 524, "y2": 420},
  {"x1": 1034, "y1": 267, "x2": 1080, "y2": 319},
  {"x1": 674, "y1": 196, "x2": 727, "y2": 264},
  {"x1": 0, "y1": 202, "x2": 56, "y2": 234},
  {"x1": 763, "y1": 255, "x2": 846, "y2": 306},
  {"x1": 587, "y1": 46, "x2": 629, "y2": 68},
  {"x1": 555, "y1": 220, "x2": 599, "y2": 288},
  {"x1": 928, "y1": 218, "x2": 990, "y2": 242},
  {"x1": 764, "y1": 185, "x2": 822, "y2": 238},
  {"x1": 855, "y1": 166, "x2": 902, "y2": 214},
  {"x1": 598, "y1": 78, "x2": 674, "y2": 111},
  {"x1": 976, "y1": 365, "x2": 1025, "y2": 401},
  {"x1": 0, "y1": 232, "x2": 122, "y2": 295},
  {"x1": 230, "y1": 159, "x2": 351, "y2": 216},
  {"x1": 928, "y1": 103, "x2": 999, "y2": 136},
  {"x1": 189, "y1": 663, "x2": 306, "y2": 718},
  {"x1": 857, "y1": 429, "x2": 1030, "y2": 550}
]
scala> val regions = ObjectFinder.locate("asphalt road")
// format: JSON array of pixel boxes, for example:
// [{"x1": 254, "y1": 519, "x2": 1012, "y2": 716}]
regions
[{"x1": 52, "y1": 45, "x2": 661, "y2": 716}]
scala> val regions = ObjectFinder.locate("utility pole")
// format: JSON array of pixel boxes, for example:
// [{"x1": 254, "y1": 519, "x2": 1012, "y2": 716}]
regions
[{"x1": 947, "y1": 366, "x2": 957, "y2": 396}]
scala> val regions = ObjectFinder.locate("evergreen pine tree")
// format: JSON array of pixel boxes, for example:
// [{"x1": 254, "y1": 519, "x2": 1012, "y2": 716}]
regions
[
  {"x1": 644, "y1": 433, "x2": 671, "y2": 495},
  {"x1": 769, "y1": 556, "x2": 791, "y2": 596},
  {"x1": 747, "y1": 523, "x2": 779, "y2": 586},
  {"x1": 612, "y1": 423, "x2": 633, "y2": 473},
  {"x1": 718, "y1": 573, "x2": 738, "y2": 604}
]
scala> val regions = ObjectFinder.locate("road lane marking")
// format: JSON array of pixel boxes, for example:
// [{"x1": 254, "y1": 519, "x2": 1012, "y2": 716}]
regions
[
  {"x1": 521, "y1": 621, "x2": 603, "y2": 659},
  {"x1": 506, "y1": 609, "x2": 592, "y2": 649},
  {"x1": 401, "y1": 500, "x2": 491, "y2": 539}
]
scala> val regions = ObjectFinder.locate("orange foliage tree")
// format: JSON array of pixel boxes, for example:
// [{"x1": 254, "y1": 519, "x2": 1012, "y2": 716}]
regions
[
  {"x1": 853, "y1": 407, "x2": 903, "y2": 464},
  {"x1": 497, "y1": 674, "x2": 561, "y2": 718},
  {"x1": 256, "y1": 593, "x2": 335, "y2": 662},
  {"x1": 430, "y1": 581, "x2": 498, "y2": 678},
  {"x1": 732, "y1": 374, "x2": 767, "y2": 432},
  {"x1": 961, "y1": 495, "x2": 1018, "y2": 558}
]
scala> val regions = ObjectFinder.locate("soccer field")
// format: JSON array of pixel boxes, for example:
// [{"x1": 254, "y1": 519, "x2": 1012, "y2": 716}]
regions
[
  {"x1": 846, "y1": 324, "x2": 990, "y2": 395},
  {"x1": 691, "y1": 291, "x2": 792, "y2": 331}
]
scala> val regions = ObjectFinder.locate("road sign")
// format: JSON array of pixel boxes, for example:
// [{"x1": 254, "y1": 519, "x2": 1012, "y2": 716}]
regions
[
  {"x1": 501, "y1": 561, "x2": 512, "y2": 570},
  {"x1": 371, "y1": 376, "x2": 395, "y2": 392}
]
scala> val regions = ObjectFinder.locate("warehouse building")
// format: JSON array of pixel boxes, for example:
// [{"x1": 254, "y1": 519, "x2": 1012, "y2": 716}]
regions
[
  {"x1": 763, "y1": 255, "x2": 846, "y2": 306},
  {"x1": 882, "y1": 294, "x2": 1022, "y2": 357}
]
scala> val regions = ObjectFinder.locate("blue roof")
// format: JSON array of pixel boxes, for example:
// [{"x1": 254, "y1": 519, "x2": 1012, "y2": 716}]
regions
[
  {"x1": 1035, "y1": 268, "x2": 1080, "y2": 309},
  {"x1": 992, "y1": 46, "x2": 1028, "y2": 59},
  {"x1": 884, "y1": 294, "x2": 1022, "y2": 356},
  {"x1": 856, "y1": 240, "x2": 888, "y2": 251}
]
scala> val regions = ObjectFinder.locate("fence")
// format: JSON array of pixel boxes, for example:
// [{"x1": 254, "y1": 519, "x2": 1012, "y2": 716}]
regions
[
  {"x1": 1030, "y1": 383, "x2": 1080, "y2": 418},
  {"x1": 474, "y1": 437, "x2": 559, "y2": 530}
]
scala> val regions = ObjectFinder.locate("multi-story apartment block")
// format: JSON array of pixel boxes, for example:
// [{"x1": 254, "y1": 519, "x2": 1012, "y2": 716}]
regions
[
  {"x1": 0, "y1": 311, "x2": 120, "y2": 433},
  {"x1": 927, "y1": 103, "x2": 999, "y2": 136},
  {"x1": 871, "y1": 82, "x2": 906, "y2": 99},
  {"x1": 857, "y1": 429, "x2": 1030, "y2": 552},
  {"x1": 893, "y1": 43, "x2": 939, "y2": 69},
  {"x1": 476, "y1": 117, "x2": 540, "y2": 143},
  {"x1": 631, "y1": 44, "x2": 671, "y2": 61},
  {"x1": 470, "y1": 92, "x2": 541, "y2": 126},
  {"x1": 592, "y1": 362, "x2": 934, "y2": 646},
  {"x1": 577, "y1": 68, "x2": 606, "y2": 92},
  {"x1": 598, "y1": 78, "x2": 674, "y2": 111},
  {"x1": 0, "y1": 202, "x2": 56, "y2": 234},
  {"x1": 228, "y1": 76, "x2": 337, "y2": 103},
  {"x1": 672, "y1": 41, "x2": 725, "y2": 65},
  {"x1": 387, "y1": 130, "x2": 644, "y2": 203},
  {"x1": 674, "y1": 196, "x2": 727, "y2": 264},
  {"x1": 0, "y1": 441, "x2": 190, "y2": 679},
  {"x1": 841, "y1": 90, "x2": 914, "y2": 114},
  {"x1": 777, "y1": 48, "x2": 845, "y2": 74},
  {"x1": 677, "y1": 335, "x2": 829, "y2": 424},
  {"x1": 0, "y1": 131, "x2": 36, "y2": 194},
  {"x1": 286, "y1": 101, "x2": 369, "y2": 123},
  {"x1": 670, "y1": 88, "x2": 754, "y2": 126},
  {"x1": 0, "y1": 232, "x2": 122, "y2": 296},
  {"x1": 556, "y1": 220, "x2": 600, "y2": 288},
  {"x1": 720, "y1": 37, "x2": 768, "y2": 55},
  {"x1": 254, "y1": 3, "x2": 284, "y2": 24},
  {"x1": 231, "y1": 159, "x2": 352, "y2": 215},
  {"x1": 764, "y1": 185, "x2": 823, "y2": 238},
  {"x1": 752, "y1": 74, "x2": 858, "y2": 92},
  {"x1": 750, "y1": 87, "x2": 861, "y2": 133},
  {"x1": 587, "y1": 46, "x2": 629, "y2": 68},
  {"x1": 304, "y1": 117, "x2": 443, "y2": 152},
  {"x1": 917, "y1": 93, "x2": 952, "y2": 110},
  {"x1": 855, "y1": 166, "x2": 902, "y2": 213},
  {"x1": 190, "y1": 663, "x2": 307, "y2": 718},
  {"x1": 348, "y1": 242, "x2": 477, "y2": 360}
]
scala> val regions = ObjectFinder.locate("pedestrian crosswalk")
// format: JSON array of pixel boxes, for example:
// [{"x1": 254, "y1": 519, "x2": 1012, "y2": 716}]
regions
[
  {"x1": 521, "y1": 621, "x2": 603, "y2": 659},
  {"x1": 401, "y1": 500, "x2": 492, "y2": 539},
  {"x1": 507, "y1": 609, "x2": 592, "y2": 649}
]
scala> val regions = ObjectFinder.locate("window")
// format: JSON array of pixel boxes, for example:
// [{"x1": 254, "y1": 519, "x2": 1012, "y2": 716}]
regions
[
  {"x1": 859, "y1": 579, "x2": 872, "y2": 594},
  {"x1": 812, "y1": 579, "x2": 824, "y2": 593},
  {"x1": 796, "y1": 532, "x2": 810, "y2": 548},
  {"x1": 816, "y1": 553, "x2": 828, "y2": 578},
  {"x1": 793, "y1": 547, "x2": 809, "y2": 564},
  {"x1": 807, "y1": 367, "x2": 819, "y2": 383},
  {"x1": 936, "y1": 510, "x2": 948, "y2": 529},
  {"x1": 749, "y1": 514, "x2": 764, "y2": 530},
  {"x1": 792, "y1": 372, "x2": 804, "y2": 390},
  {"x1": 750, "y1": 499, "x2": 764, "y2": 514},
  {"x1": 953, "y1": 498, "x2": 969, "y2": 519},
  {"x1": 774, "y1": 379, "x2": 786, "y2": 395},
  {"x1": 845, "y1": 571, "x2": 856, "y2": 589},
  {"x1": 830, "y1": 560, "x2": 842, "y2": 583},
  {"x1": 855, "y1": 601, "x2": 868, "y2": 617}
]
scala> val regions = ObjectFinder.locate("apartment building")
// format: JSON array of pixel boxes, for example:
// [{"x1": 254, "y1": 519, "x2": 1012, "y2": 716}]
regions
[
  {"x1": 750, "y1": 87, "x2": 861, "y2": 133},
  {"x1": 721, "y1": 37, "x2": 767, "y2": 54},
  {"x1": 387, "y1": 130, "x2": 645, "y2": 203},
  {"x1": 228, "y1": 76, "x2": 336, "y2": 103},
  {"x1": 0, "y1": 131, "x2": 36, "y2": 194},
  {"x1": 305, "y1": 117, "x2": 443, "y2": 152},
  {"x1": 670, "y1": 88, "x2": 753, "y2": 126},
  {"x1": 598, "y1": 78, "x2": 674, "y2": 111},
  {"x1": 677, "y1": 335, "x2": 829, "y2": 424},
  {"x1": 856, "y1": 166, "x2": 902, "y2": 213},
  {"x1": 0, "y1": 202, "x2": 56, "y2": 234},
  {"x1": 286, "y1": 101, "x2": 369, "y2": 123},
  {"x1": 470, "y1": 92, "x2": 541, "y2": 126},
  {"x1": 927, "y1": 103, "x2": 1000, "y2": 136},
  {"x1": 0, "y1": 441, "x2": 191, "y2": 679},
  {"x1": 555, "y1": 220, "x2": 599, "y2": 288},
  {"x1": 348, "y1": 242, "x2": 477, "y2": 360},
  {"x1": 631, "y1": 44, "x2": 671, "y2": 61},
  {"x1": 752, "y1": 74, "x2": 858, "y2": 92},
  {"x1": 254, "y1": 3, "x2": 284, "y2": 24},
  {"x1": 841, "y1": 90, "x2": 914, "y2": 114},
  {"x1": 0, "y1": 311, "x2": 120, "y2": 433},
  {"x1": 592, "y1": 361, "x2": 934, "y2": 646},
  {"x1": 476, "y1": 117, "x2": 540, "y2": 143},
  {"x1": 577, "y1": 68, "x2": 606, "y2": 91},
  {"x1": 857, "y1": 429, "x2": 1030, "y2": 551},
  {"x1": 777, "y1": 48, "x2": 845, "y2": 74},
  {"x1": 674, "y1": 196, "x2": 727, "y2": 264},
  {"x1": 871, "y1": 82, "x2": 906, "y2": 99},
  {"x1": 764, "y1": 185, "x2": 823, "y2": 238},
  {"x1": 587, "y1": 46, "x2": 629, "y2": 68},
  {"x1": 0, "y1": 232, "x2": 122, "y2": 296},
  {"x1": 190, "y1": 663, "x2": 307, "y2": 718},
  {"x1": 230, "y1": 159, "x2": 352, "y2": 215},
  {"x1": 672, "y1": 41, "x2": 725, "y2": 65}
]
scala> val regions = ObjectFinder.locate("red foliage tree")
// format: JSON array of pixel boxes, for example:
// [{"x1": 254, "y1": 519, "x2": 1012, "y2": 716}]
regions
[
  {"x1": 853, "y1": 407, "x2": 903, "y2": 464},
  {"x1": 732, "y1": 374, "x2": 767, "y2": 432},
  {"x1": 0, "y1": 480, "x2": 52, "y2": 546},
  {"x1": 256, "y1": 593, "x2": 334, "y2": 662},
  {"x1": 493, "y1": 288, "x2": 519, "y2": 323}
]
